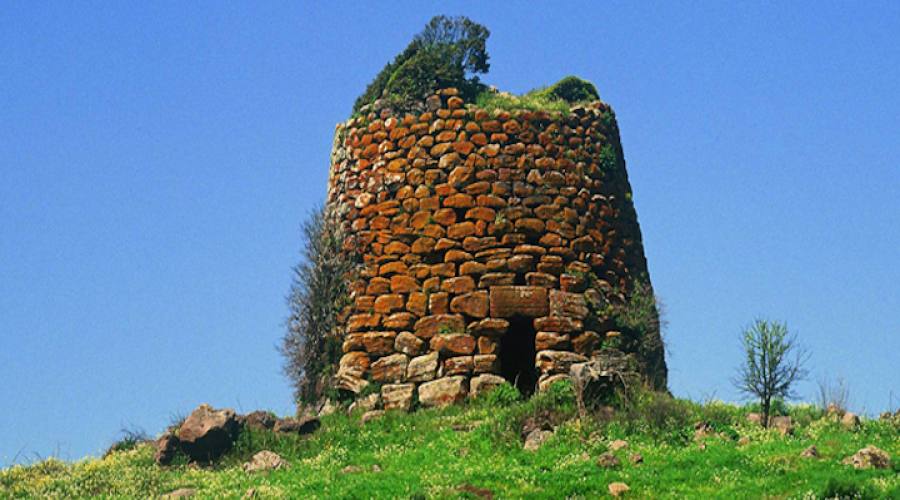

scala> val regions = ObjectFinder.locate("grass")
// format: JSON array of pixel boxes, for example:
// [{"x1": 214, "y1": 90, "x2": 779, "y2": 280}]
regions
[
  {"x1": 2, "y1": 383, "x2": 898, "y2": 498},
  {"x1": 474, "y1": 75, "x2": 600, "y2": 115}
]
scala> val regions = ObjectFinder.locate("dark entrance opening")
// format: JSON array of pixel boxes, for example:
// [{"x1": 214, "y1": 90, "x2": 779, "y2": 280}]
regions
[{"x1": 500, "y1": 315, "x2": 538, "y2": 396}]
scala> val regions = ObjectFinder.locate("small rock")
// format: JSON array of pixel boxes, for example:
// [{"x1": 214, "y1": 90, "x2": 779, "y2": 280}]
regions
[
  {"x1": 162, "y1": 488, "x2": 197, "y2": 499},
  {"x1": 609, "y1": 439, "x2": 628, "y2": 451},
  {"x1": 242, "y1": 488, "x2": 257, "y2": 499},
  {"x1": 841, "y1": 412, "x2": 860, "y2": 429},
  {"x1": 371, "y1": 464, "x2": 382, "y2": 473},
  {"x1": 746, "y1": 413, "x2": 762, "y2": 425},
  {"x1": 608, "y1": 482, "x2": 630, "y2": 497},
  {"x1": 523, "y1": 430, "x2": 553, "y2": 451},
  {"x1": 242, "y1": 450, "x2": 288, "y2": 473},
  {"x1": 597, "y1": 452, "x2": 620, "y2": 469},
  {"x1": 318, "y1": 399, "x2": 339, "y2": 417},
  {"x1": 273, "y1": 416, "x2": 320, "y2": 435},
  {"x1": 361, "y1": 410, "x2": 385, "y2": 424},
  {"x1": 800, "y1": 445, "x2": 819, "y2": 458},
  {"x1": 341, "y1": 465, "x2": 363, "y2": 474},
  {"x1": 629, "y1": 453, "x2": 643, "y2": 464},
  {"x1": 843, "y1": 445, "x2": 892, "y2": 469},
  {"x1": 737, "y1": 436, "x2": 750, "y2": 446}
]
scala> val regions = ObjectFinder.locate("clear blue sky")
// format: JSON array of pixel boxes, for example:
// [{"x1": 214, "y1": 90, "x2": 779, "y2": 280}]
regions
[{"x1": 2, "y1": 2, "x2": 898, "y2": 465}]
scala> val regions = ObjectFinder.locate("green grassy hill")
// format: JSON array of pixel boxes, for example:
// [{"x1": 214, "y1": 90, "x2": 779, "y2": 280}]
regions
[{"x1": 2, "y1": 383, "x2": 898, "y2": 499}]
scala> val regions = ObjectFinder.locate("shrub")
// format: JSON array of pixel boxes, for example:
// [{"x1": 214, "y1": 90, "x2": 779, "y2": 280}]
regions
[
  {"x1": 532, "y1": 76, "x2": 599, "y2": 103},
  {"x1": 281, "y1": 204, "x2": 358, "y2": 404},
  {"x1": 609, "y1": 278, "x2": 668, "y2": 390},
  {"x1": 353, "y1": 15, "x2": 490, "y2": 114},
  {"x1": 103, "y1": 427, "x2": 150, "y2": 457},
  {"x1": 613, "y1": 390, "x2": 694, "y2": 444},
  {"x1": 480, "y1": 383, "x2": 521, "y2": 408}
]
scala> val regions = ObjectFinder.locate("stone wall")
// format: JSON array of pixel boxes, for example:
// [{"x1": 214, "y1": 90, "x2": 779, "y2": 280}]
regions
[{"x1": 326, "y1": 88, "x2": 666, "y2": 411}]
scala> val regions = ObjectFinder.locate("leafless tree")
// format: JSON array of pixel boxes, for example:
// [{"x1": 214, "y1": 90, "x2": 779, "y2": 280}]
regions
[{"x1": 733, "y1": 319, "x2": 809, "y2": 427}]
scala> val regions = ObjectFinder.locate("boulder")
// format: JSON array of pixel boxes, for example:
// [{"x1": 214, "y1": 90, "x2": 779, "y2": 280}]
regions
[
  {"x1": 843, "y1": 445, "x2": 892, "y2": 469},
  {"x1": 241, "y1": 411, "x2": 277, "y2": 431},
  {"x1": 177, "y1": 404, "x2": 241, "y2": 462},
  {"x1": 273, "y1": 416, "x2": 320, "y2": 435},
  {"x1": 418, "y1": 376, "x2": 468, "y2": 407},
  {"x1": 154, "y1": 431, "x2": 179, "y2": 465},
  {"x1": 242, "y1": 450, "x2": 288, "y2": 473}
]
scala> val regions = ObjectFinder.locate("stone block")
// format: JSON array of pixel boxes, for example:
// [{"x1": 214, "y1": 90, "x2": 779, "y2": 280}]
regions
[
  {"x1": 450, "y1": 291, "x2": 489, "y2": 318},
  {"x1": 407, "y1": 352, "x2": 439, "y2": 382},
  {"x1": 489, "y1": 286, "x2": 549, "y2": 318},
  {"x1": 370, "y1": 353, "x2": 408, "y2": 383},
  {"x1": 394, "y1": 331, "x2": 426, "y2": 356},
  {"x1": 361, "y1": 332, "x2": 397, "y2": 356},
  {"x1": 414, "y1": 314, "x2": 465, "y2": 339},
  {"x1": 418, "y1": 376, "x2": 468, "y2": 407},
  {"x1": 381, "y1": 384, "x2": 415, "y2": 412},
  {"x1": 429, "y1": 333, "x2": 476, "y2": 356}
]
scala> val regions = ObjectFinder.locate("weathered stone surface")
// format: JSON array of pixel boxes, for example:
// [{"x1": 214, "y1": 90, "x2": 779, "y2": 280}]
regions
[
  {"x1": 430, "y1": 333, "x2": 476, "y2": 355},
  {"x1": 450, "y1": 291, "x2": 489, "y2": 318},
  {"x1": 444, "y1": 355, "x2": 474, "y2": 375},
  {"x1": 535, "y1": 332, "x2": 571, "y2": 351},
  {"x1": 414, "y1": 314, "x2": 465, "y2": 338},
  {"x1": 154, "y1": 432, "x2": 179, "y2": 465},
  {"x1": 394, "y1": 331, "x2": 426, "y2": 356},
  {"x1": 534, "y1": 316, "x2": 583, "y2": 333},
  {"x1": 467, "y1": 317, "x2": 509, "y2": 337},
  {"x1": 370, "y1": 353, "x2": 408, "y2": 382},
  {"x1": 418, "y1": 376, "x2": 468, "y2": 407},
  {"x1": 361, "y1": 332, "x2": 397, "y2": 355},
  {"x1": 536, "y1": 350, "x2": 588, "y2": 374},
  {"x1": 407, "y1": 352, "x2": 439, "y2": 382},
  {"x1": 489, "y1": 286, "x2": 549, "y2": 318},
  {"x1": 242, "y1": 411, "x2": 277, "y2": 431},
  {"x1": 381, "y1": 383, "x2": 415, "y2": 412},
  {"x1": 178, "y1": 404, "x2": 241, "y2": 462},
  {"x1": 473, "y1": 354, "x2": 499, "y2": 373},
  {"x1": 548, "y1": 290, "x2": 589, "y2": 319}
]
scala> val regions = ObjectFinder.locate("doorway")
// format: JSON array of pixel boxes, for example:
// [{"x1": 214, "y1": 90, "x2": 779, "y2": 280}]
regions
[{"x1": 499, "y1": 315, "x2": 538, "y2": 396}]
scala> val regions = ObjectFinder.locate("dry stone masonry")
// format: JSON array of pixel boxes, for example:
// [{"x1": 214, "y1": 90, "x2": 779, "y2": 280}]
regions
[{"x1": 327, "y1": 88, "x2": 667, "y2": 409}]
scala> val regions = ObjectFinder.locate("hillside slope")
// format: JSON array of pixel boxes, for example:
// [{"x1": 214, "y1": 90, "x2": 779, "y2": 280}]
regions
[{"x1": 2, "y1": 384, "x2": 898, "y2": 498}]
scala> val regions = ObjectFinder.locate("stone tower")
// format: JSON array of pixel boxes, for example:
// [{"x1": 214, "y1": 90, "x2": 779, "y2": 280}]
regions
[{"x1": 326, "y1": 88, "x2": 666, "y2": 410}]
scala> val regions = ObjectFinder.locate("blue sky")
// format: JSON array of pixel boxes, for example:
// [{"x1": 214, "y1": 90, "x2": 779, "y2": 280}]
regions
[{"x1": 1, "y1": 2, "x2": 898, "y2": 465}]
